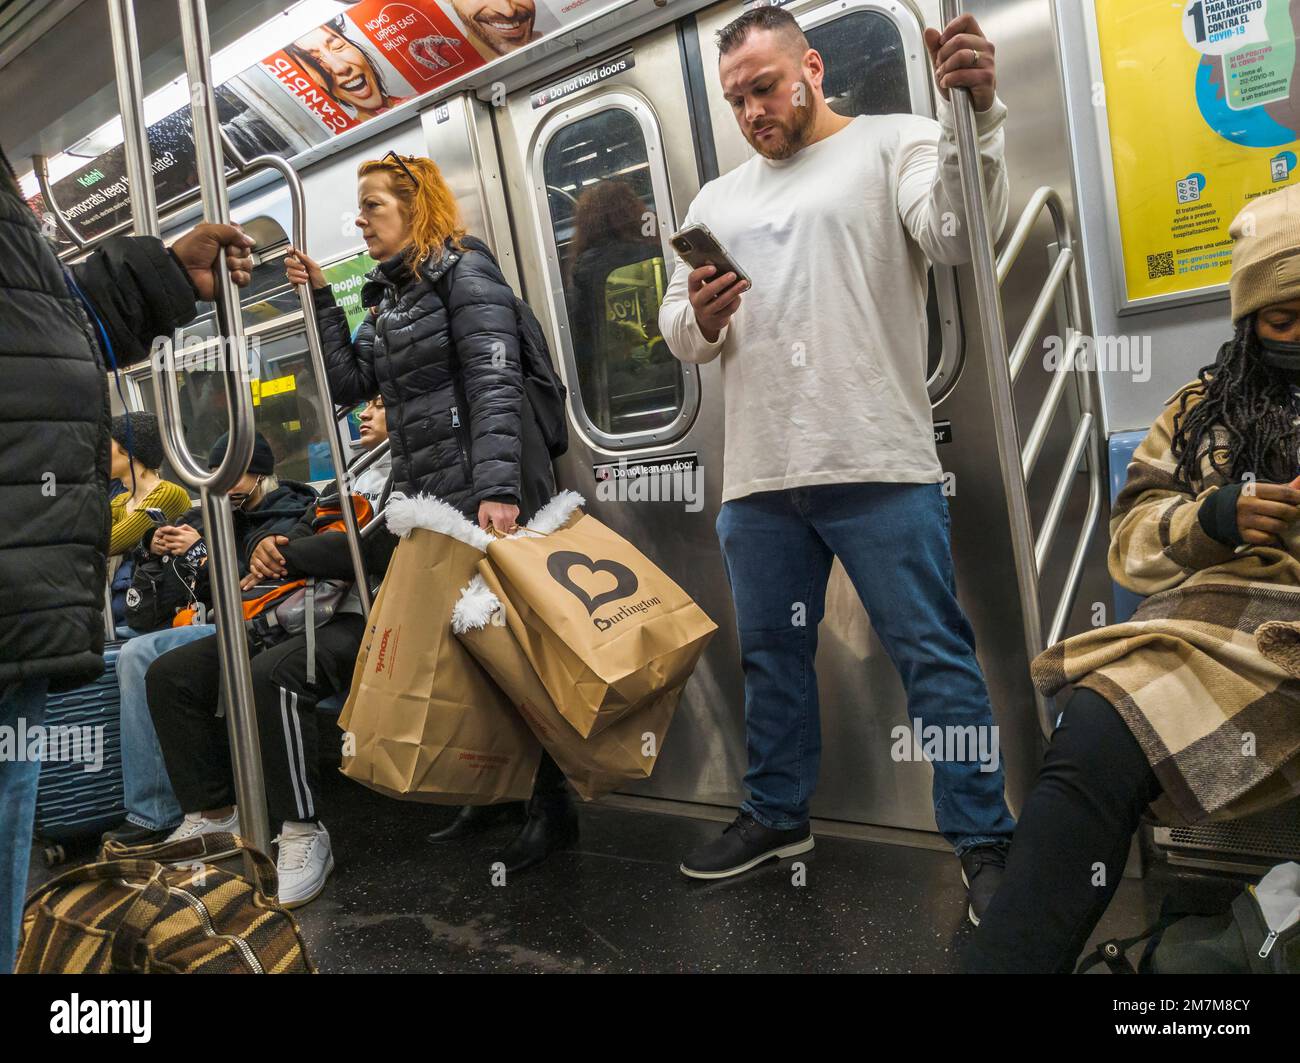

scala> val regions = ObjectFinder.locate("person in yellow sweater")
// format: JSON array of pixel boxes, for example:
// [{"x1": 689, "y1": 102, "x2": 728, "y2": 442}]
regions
[{"x1": 108, "y1": 413, "x2": 190, "y2": 556}]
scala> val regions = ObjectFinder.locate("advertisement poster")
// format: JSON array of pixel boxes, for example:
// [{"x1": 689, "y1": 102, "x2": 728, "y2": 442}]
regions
[
  {"x1": 261, "y1": 1, "x2": 489, "y2": 135},
  {"x1": 323, "y1": 249, "x2": 380, "y2": 335},
  {"x1": 1095, "y1": 0, "x2": 1300, "y2": 305},
  {"x1": 28, "y1": 85, "x2": 296, "y2": 251}
]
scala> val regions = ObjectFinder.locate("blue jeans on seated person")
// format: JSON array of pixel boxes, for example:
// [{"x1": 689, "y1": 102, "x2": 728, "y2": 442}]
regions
[
  {"x1": 715, "y1": 482, "x2": 1016, "y2": 854},
  {"x1": 1, "y1": 678, "x2": 48, "y2": 973},
  {"x1": 118, "y1": 624, "x2": 215, "y2": 831}
]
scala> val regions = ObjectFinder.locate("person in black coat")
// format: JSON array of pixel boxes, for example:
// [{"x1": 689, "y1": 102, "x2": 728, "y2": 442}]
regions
[
  {"x1": 0, "y1": 142, "x2": 253, "y2": 972},
  {"x1": 284, "y1": 153, "x2": 571, "y2": 873}
]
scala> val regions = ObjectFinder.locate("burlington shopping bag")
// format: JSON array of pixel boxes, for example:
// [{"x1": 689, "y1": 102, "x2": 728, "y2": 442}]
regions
[
  {"x1": 481, "y1": 491, "x2": 717, "y2": 738},
  {"x1": 338, "y1": 494, "x2": 540, "y2": 804},
  {"x1": 452, "y1": 568, "x2": 684, "y2": 800}
]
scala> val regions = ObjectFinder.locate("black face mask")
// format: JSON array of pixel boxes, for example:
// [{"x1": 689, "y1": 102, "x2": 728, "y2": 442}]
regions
[{"x1": 1258, "y1": 337, "x2": 1300, "y2": 374}]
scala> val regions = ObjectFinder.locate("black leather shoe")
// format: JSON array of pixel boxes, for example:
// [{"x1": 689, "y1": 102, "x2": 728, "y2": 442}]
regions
[
  {"x1": 427, "y1": 802, "x2": 526, "y2": 843},
  {"x1": 679, "y1": 813, "x2": 813, "y2": 880},
  {"x1": 960, "y1": 841, "x2": 1010, "y2": 927},
  {"x1": 496, "y1": 794, "x2": 579, "y2": 874},
  {"x1": 100, "y1": 821, "x2": 175, "y2": 847}
]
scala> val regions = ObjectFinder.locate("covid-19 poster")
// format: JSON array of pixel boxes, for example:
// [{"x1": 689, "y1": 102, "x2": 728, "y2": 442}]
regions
[{"x1": 1095, "y1": 0, "x2": 1300, "y2": 306}]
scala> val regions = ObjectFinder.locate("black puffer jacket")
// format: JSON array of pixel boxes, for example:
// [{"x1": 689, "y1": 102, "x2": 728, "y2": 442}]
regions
[
  {"x1": 315, "y1": 236, "x2": 554, "y2": 520},
  {"x1": 0, "y1": 146, "x2": 196, "y2": 692}
]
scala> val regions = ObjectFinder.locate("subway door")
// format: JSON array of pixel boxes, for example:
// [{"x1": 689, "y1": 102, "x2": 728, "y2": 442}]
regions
[
  {"x1": 689, "y1": 0, "x2": 1020, "y2": 833},
  {"x1": 491, "y1": 27, "x2": 746, "y2": 807}
]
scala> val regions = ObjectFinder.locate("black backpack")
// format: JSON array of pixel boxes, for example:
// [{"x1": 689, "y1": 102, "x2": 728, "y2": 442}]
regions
[
  {"x1": 436, "y1": 252, "x2": 569, "y2": 460},
  {"x1": 124, "y1": 548, "x2": 201, "y2": 633},
  {"x1": 1076, "y1": 867, "x2": 1300, "y2": 975}
]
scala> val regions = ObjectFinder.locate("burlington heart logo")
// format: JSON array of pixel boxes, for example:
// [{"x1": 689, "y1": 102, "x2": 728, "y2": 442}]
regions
[{"x1": 546, "y1": 550, "x2": 639, "y2": 614}]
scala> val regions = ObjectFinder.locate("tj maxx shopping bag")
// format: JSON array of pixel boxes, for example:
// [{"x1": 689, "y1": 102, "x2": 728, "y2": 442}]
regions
[
  {"x1": 452, "y1": 569, "x2": 684, "y2": 801},
  {"x1": 338, "y1": 493, "x2": 540, "y2": 804},
  {"x1": 480, "y1": 491, "x2": 717, "y2": 738}
]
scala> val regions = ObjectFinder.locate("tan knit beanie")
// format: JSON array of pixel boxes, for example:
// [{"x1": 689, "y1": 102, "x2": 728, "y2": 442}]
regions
[{"x1": 1229, "y1": 184, "x2": 1300, "y2": 322}]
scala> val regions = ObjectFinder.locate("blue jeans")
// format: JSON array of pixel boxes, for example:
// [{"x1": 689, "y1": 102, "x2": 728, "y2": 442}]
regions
[
  {"x1": 118, "y1": 625, "x2": 215, "y2": 830},
  {"x1": 1, "y1": 677, "x2": 48, "y2": 973},
  {"x1": 716, "y1": 482, "x2": 1016, "y2": 854}
]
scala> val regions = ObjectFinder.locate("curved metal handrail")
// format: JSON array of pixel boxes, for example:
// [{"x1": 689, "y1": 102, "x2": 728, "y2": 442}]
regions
[
  {"x1": 231, "y1": 142, "x2": 371, "y2": 615},
  {"x1": 32, "y1": 154, "x2": 87, "y2": 250}
]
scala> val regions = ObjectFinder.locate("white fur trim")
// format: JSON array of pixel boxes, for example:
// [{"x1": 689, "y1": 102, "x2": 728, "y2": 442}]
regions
[
  {"x1": 450, "y1": 574, "x2": 501, "y2": 634},
  {"x1": 383, "y1": 492, "x2": 493, "y2": 550},
  {"x1": 522, "y1": 489, "x2": 585, "y2": 536}
]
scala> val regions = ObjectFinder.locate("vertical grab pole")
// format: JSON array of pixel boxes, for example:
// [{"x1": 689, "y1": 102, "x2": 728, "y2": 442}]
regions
[
  {"x1": 157, "y1": 0, "x2": 269, "y2": 861},
  {"x1": 224, "y1": 146, "x2": 372, "y2": 616},
  {"x1": 936, "y1": 3, "x2": 1048, "y2": 715},
  {"x1": 107, "y1": 0, "x2": 157, "y2": 238}
]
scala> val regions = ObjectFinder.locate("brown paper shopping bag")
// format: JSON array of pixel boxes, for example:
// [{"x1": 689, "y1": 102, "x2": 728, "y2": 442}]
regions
[
  {"x1": 452, "y1": 568, "x2": 683, "y2": 800},
  {"x1": 482, "y1": 491, "x2": 717, "y2": 738},
  {"x1": 339, "y1": 494, "x2": 540, "y2": 804}
]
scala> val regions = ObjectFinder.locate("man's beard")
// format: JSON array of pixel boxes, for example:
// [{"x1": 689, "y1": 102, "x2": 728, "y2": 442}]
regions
[{"x1": 747, "y1": 81, "x2": 817, "y2": 160}]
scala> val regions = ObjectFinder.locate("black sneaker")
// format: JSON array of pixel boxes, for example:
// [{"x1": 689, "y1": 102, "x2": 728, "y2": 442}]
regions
[
  {"x1": 679, "y1": 813, "x2": 814, "y2": 880},
  {"x1": 960, "y1": 842, "x2": 1010, "y2": 927},
  {"x1": 100, "y1": 821, "x2": 175, "y2": 848}
]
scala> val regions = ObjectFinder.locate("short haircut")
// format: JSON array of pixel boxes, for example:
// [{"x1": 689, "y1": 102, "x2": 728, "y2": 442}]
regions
[{"x1": 715, "y1": 6, "x2": 809, "y2": 59}]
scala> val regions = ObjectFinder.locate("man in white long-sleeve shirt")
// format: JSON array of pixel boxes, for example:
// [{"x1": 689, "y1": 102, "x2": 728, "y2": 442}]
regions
[{"x1": 661, "y1": 6, "x2": 1016, "y2": 924}]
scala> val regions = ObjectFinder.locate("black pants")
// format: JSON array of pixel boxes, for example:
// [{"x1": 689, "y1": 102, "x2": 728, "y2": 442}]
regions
[
  {"x1": 964, "y1": 687, "x2": 1162, "y2": 973},
  {"x1": 146, "y1": 615, "x2": 366, "y2": 827},
  {"x1": 148, "y1": 616, "x2": 566, "y2": 826}
]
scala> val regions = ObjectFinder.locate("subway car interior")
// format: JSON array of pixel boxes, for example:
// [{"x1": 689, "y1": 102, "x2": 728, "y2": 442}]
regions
[{"x1": 2, "y1": 0, "x2": 1299, "y2": 989}]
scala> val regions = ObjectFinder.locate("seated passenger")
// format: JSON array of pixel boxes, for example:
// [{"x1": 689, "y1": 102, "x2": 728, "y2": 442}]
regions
[
  {"x1": 107, "y1": 412, "x2": 189, "y2": 556},
  {"x1": 103, "y1": 432, "x2": 317, "y2": 847},
  {"x1": 967, "y1": 186, "x2": 1300, "y2": 973},
  {"x1": 144, "y1": 403, "x2": 396, "y2": 907},
  {"x1": 285, "y1": 154, "x2": 574, "y2": 873}
]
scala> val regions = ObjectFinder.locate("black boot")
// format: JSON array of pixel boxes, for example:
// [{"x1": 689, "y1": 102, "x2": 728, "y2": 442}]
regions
[
  {"x1": 427, "y1": 802, "x2": 526, "y2": 842},
  {"x1": 497, "y1": 792, "x2": 579, "y2": 874}
]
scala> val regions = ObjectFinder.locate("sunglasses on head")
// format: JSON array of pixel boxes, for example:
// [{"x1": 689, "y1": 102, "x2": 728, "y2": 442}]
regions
[{"x1": 383, "y1": 151, "x2": 419, "y2": 187}]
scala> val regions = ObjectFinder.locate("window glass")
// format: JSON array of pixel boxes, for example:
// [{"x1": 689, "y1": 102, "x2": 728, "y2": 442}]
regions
[
  {"x1": 542, "y1": 106, "x2": 681, "y2": 437},
  {"x1": 137, "y1": 330, "x2": 334, "y2": 485},
  {"x1": 805, "y1": 11, "x2": 943, "y2": 381}
]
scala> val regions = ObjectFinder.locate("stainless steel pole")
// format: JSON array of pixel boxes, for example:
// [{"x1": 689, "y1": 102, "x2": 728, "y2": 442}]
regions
[
  {"x1": 106, "y1": 0, "x2": 157, "y2": 238},
  {"x1": 168, "y1": 0, "x2": 270, "y2": 860},
  {"x1": 936, "y1": 2, "x2": 1048, "y2": 712},
  {"x1": 219, "y1": 141, "x2": 372, "y2": 616}
]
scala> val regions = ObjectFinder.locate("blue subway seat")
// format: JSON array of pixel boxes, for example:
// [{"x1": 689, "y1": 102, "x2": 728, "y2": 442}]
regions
[{"x1": 1108, "y1": 430, "x2": 1148, "y2": 624}]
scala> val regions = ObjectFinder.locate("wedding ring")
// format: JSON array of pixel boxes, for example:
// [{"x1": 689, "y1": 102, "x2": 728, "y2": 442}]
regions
[{"x1": 971, "y1": 48, "x2": 980, "y2": 67}]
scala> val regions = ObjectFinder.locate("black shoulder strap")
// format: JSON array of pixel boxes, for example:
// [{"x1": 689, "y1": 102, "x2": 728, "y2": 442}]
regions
[{"x1": 1074, "y1": 911, "x2": 1188, "y2": 975}]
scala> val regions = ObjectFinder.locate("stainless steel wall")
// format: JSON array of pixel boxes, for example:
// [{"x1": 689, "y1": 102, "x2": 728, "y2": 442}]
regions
[{"x1": 476, "y1": 0, "x2": 1103, "y2": 832}]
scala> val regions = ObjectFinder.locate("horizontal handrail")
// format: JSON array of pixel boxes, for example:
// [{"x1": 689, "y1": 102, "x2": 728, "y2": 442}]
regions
[
  {"x1": 1008, "y1": 248, "x2": 1074, "y2": 382},
  {"x1": 1022, "y1": 330, "x2": 1084, "y2": 479},
  {"x1": 997, "y1": 186, "x2": 1070, "y2": 286},
  {"x1": 1034, "y1": 412, "x2": 1094, "y2": 575},
  {"x1": 1047, "y1": 470, "x2": 1103, "y2": 649}
]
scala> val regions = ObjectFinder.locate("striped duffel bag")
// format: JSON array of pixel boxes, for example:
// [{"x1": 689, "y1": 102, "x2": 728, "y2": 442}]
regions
[{"x1": 17, "y1": 833, "x2": 315, "y2": 973}]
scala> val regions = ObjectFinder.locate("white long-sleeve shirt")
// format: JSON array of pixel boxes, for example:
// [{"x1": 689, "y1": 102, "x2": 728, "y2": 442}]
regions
[{"x1": 659, "y1": 99, "x2": 1010, "y2": 503}]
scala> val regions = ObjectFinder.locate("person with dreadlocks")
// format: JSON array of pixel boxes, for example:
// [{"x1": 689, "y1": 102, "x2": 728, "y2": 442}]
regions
[{"x1": 966, "y1": 184, "x2": 1300, "y2": 973}]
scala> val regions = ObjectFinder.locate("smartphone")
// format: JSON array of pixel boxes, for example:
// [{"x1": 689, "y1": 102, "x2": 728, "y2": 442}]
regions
[
  {"x1": 145, "y1": 507, "x2": 168, "y2": 526},
  {"x1": 670, "y1": 223, "x2": 751, "y2": 287}
]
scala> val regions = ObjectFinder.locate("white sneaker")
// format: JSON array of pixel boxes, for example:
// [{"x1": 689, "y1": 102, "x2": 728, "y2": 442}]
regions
[
  {"x1": 163, "y1": 809, "x2": 242, "y2": 862},
  {"x1": 274, "y1": 821, "x2": 334, "y2": 909}
]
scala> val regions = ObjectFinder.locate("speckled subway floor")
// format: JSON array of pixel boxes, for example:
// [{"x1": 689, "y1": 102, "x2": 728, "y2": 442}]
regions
[{"x1": 28, "y1": 765, "x2": 1246, "y2": 973}]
